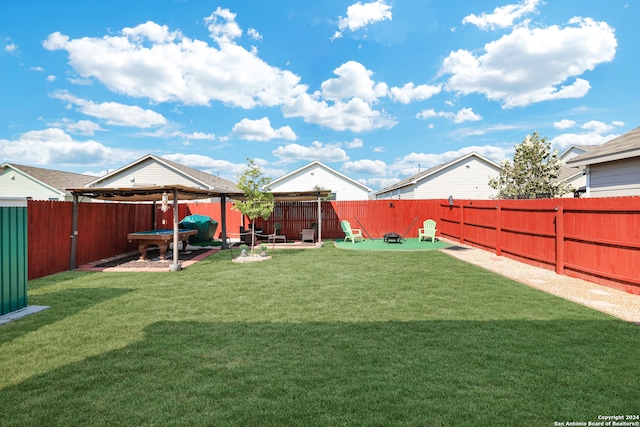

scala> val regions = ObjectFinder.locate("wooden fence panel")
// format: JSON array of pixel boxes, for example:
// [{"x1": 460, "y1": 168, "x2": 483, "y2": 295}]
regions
[
  {"x1": 499, "y1": 201, "x2": 558, "y2": 269},
  {"x1": 75, "y1": 202, "x2": 154, "y2": 267},
  {"x1": 255, "y1": 200, "x2": 442, "y2": 240},
  {"x1": 331, "y1": 199, "x2": 441, "y2": 239},
  {"x1": 561, "y1": 197, "x2": 640, "y2": 293},
  {"x1": 28, "y1": 200, "x2": 73, "y2": 280}
]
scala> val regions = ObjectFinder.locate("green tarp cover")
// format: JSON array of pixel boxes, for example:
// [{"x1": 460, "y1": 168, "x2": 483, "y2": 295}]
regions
[{"x1": 178, "y1": 214, "x2": 218, "y2": 243}]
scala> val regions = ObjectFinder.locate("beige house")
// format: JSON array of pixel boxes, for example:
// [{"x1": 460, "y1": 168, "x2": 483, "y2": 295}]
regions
[
  {"x1": 566, "y1": 126, "x2": 640, "y2": 197},
  {"x1": 375, "y1": 152, "x2": 502, "y2": 200},
  {"x1": 0, "y1": 163, "x2": 95, "y2": 201}
]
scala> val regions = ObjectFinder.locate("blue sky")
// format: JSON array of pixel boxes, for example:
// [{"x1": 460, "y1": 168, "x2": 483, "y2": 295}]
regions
[{"x1": 1, "y1": 0, "x2": 637, "y2": 190}]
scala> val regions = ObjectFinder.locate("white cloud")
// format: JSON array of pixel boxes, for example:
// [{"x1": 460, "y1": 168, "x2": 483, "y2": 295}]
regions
[
  {"x1": 4, "y1": 43, "x2": 17, "y2": 53},
  {"x1": 0, "y1": 128, "x2": 131, "y2": 166},
  {"x1": 581, "y1": 120, "x2": 615, "y2": 134},
  {"x1": 278, "y1": 61, "x2": 396, "y2": 132},
  {"x1": 453, "y1": 108, "x2": 482, "y2": 123},
  {"x1": 442, "y1": 17, "x2": 617, "y2": 108},
  {"x1": 232, "y1": 117, "x2": 297, "y2": 141},
  {"x1": 247, "y1": 28, "x2": 262, "y2": 41},
  {"x1": 389, "y1": 83, "x2": 442, "y2": 104},
  {"x1": 171, "y1": 131, "x2": 216, "y2": 141},
  {"x1": 282, "y1": 91, "x2": 396, "y2": 132},
  {"x1": 272, "y1": 141, "x2": 349, "y2": 163},
  {"x1": 346, "y1": 138, "x2": 364, "y2": 148},
  {"x1": 333, "y1": 0, "x2": 392, "y2": 40},
  {"x1": 320, "y1": 61, "x2": 388, "y2": 102},
  {"x1": 57, "y1": 119, "x2": 105, "y2": 136},
  {"x1": 51, "y1": 91, "x2": 167, "y2": 128},
  {"x1": 550, "y1": 120, "x2": 624, "y2": 151},
  {"x1": 43, "y1": 16, "x2": 302, "y2": 109},
  {"x1": 365, "y1": 176, "x2": 398, "y2": 191},
  {"x1": 416, "y1": 107, "x2": 482, "y2": 123},
  {"x1": 553, "y1": 119, "x2": 577, "y2": 130},
  {"x1": 43, "y1": 13, "x2": 394, "y2": 133},
  {"x1": 342, "y1": 159, "x2": 386, "y2": 175},
  {"x1": 462, "y1": 0, "x2": 540, "y2": 30},
  {"x1": 205, "y1": 7, "x2": 243, "y2": 44},
  {"x1": 550, "y1": 131, "x2": 618, "y2": 152}
]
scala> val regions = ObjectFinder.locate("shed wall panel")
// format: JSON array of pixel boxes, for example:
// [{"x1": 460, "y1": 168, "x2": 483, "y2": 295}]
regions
[{"x1": 1, "y1": 203, "x2": 28, "y2": 315}]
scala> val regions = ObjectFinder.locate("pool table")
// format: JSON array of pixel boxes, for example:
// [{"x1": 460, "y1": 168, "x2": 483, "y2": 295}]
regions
[{"x1": 127, "y1": 229, "x2": 198, "y2": 261}]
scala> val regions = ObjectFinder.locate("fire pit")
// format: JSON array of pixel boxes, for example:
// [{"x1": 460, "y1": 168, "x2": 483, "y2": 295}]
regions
[{"x1": 383, "y1": 232, "x2": 402, "y2": 243}]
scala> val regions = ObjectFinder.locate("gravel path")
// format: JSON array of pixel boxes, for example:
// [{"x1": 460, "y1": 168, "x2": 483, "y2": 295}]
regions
[{"x1": 439, "y1": 239, "x2": 640, "y2": 324}]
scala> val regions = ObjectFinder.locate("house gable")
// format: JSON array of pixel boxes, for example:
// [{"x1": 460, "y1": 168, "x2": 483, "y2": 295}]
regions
[
  {"x1": 375, "y1": 152, "x2": 501, "y2": 200},
  {"x1": 413, "y1": 154, "x2": 501, "y2": 199},
  {"x1": 87, "y1": 154, "x2": 238, "y2": 191},
  {"x1": 0, "y1": 163, "x2": 94, "y2": 201},
  {"x1": 268, "y1": 161, "x2": 371, "y2": 201}
]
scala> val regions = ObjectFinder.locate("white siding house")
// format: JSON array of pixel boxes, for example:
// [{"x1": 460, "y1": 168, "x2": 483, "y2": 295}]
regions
[
  {"x1": 87, "y1": 154, "x2": 238, "y2": 193},
  {"x1": 555, "y1": 145, "x2": 594, "y2": 198},
  {"x1": 267, "y1": 161, "x2": 371, "y2": 201},
  {"x1": 566, "y1": 126, "x2": 640, "y2": 197},
  {"x1": 0, "y1": 163, "x2": 95, "y2": 201},
  {"x1": 375, "y1": 152, "x2": 502, "y2": 200}
]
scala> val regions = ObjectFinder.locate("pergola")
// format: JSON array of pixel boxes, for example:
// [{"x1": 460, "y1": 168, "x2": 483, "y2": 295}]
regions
[{"x1": 68, "y1": 185, "x2": 331, "y2": 271}]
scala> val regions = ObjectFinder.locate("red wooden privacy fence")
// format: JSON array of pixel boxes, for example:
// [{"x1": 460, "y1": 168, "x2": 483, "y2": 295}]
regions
[
  {"x1": 26, "y1": 197, "x2": 640, "y2": 294},
  {"x1": 27, "y1": 200, "x2": 242, "y2": 280},
  {"x1": 438, "y1": 197, "x2": 640, "y2": 295}
]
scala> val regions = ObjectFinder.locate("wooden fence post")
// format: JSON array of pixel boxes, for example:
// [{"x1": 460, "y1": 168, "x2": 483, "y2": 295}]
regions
[
  {"x1": 555, "y1": 205, "x2": 564, "y2": 275},
  {"x1": 496, "y1": 203, "x2": 502, "y2": 256},
  {"x1": 459, "y1": 203, "x2": 464, "y2": 244}
]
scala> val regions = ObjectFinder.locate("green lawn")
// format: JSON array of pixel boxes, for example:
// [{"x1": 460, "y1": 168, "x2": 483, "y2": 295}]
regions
[{"x1": 1, "y1": 245, "x2": 638, "y2": 426}]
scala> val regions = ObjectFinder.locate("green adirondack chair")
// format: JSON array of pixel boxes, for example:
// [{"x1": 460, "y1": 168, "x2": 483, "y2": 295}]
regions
[
  {"x1": 340, "y1": 220, "x2": 364, "y2": 243},
  {"x1": 418, "y1": 219, "x2": 437, "y2": 242}
]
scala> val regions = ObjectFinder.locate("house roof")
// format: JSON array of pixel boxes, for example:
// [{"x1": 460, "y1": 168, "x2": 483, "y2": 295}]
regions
[
  {"x1": 566, "y1": 126, "x2": 640, "y2": 167},
  {"x1": 87, "y1": 154, "x2": 239, "y2": 192},
  {"x1": 2, "y1": 163, "x2": 95, "y2": 196},
  {"x1": 267, "y1": 160, "x2": 371, "y2": 192},
  {"x1": 375, "y1": 152, "x2": 502, "y2": 194}
]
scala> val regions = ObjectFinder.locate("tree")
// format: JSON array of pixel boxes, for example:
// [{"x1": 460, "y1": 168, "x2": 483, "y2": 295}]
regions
[
  {"x1": 233, "y1": 159, "x2": 275, "y2": 253},
  {"x1": 489, "y1": 132, "x2": 574, "y2": 199}
]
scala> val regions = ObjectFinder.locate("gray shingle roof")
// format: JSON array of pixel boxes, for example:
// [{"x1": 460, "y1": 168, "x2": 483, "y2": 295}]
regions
[
  {"x1": 157, "y1": 156, "x2": 239, "y2": 192},
  {"x1": 5, "y1": 163, "x2": 95, "y2": 194},
  {"x1": 566, "y1": 126, "x2": 640, "y2": 167}
]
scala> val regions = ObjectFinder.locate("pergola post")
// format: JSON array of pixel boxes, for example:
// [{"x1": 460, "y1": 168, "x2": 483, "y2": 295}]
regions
[
  {"x1": 171, "y1": 188, "x2": 180, "y2": 271},
  {"x1": 317, "y1": 194, "x2": 322, "y2": 246},
  {"x1": 220, "y1": 194, "x2": 229, "y2": 250}
]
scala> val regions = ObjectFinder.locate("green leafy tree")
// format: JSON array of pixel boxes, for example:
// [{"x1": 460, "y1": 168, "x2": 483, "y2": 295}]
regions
[
  {"x1": 233, "y1": 159, "x2": 275, "y2": 253},
  {"x1": 489, "y1": 132, "x2": 574, "y2": 199}
]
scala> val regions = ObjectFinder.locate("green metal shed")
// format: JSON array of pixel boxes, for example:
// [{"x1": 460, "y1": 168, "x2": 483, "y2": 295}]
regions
[{"x1": 0, "y1": 198, "x2": 28, "y2": 316}]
